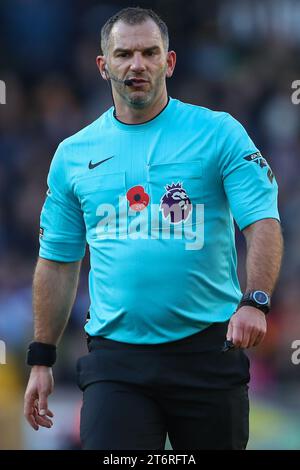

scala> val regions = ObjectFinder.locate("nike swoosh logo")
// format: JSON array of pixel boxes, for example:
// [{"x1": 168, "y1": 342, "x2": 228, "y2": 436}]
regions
[{"x1": 89, "y1": 156, "x2": 114, "y2": 169}]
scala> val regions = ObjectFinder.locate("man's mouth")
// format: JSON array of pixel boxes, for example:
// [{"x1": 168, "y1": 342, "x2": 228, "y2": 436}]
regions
[{"x1": 127, "y1": 78, "x2": 149, "y2": 87}]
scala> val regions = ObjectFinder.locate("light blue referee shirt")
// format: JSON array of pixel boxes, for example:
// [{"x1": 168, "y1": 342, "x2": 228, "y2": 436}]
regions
[{"x1": 39, "y1": 97, "x2": 280, "y2": 343}]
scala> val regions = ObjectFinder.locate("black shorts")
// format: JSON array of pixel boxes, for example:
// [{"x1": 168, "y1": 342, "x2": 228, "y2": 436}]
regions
[{"x1": 76, "y1": 321, "x2": 250, "y2": 450}]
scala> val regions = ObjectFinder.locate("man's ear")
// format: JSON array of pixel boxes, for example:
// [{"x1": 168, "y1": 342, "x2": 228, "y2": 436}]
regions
[
  {"x1": 96, "y1": 55, "x2": 108, "y2": 80},
  {"x1": 166, "y1": 50, "x2": 176, "y2": 78}
]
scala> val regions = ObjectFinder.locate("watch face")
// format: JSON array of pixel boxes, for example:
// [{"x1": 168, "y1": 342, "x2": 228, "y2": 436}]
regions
[{"x1": 253, "y1": 291, "x2": 269, "y2": 305}]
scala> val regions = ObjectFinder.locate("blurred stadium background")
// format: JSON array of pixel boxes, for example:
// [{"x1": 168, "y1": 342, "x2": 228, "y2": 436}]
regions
[{"x1": 0, "y1": 0, "x2": 300, "y2": 450}]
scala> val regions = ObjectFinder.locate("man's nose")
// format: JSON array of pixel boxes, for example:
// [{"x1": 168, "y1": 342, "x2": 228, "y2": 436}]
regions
[{"x1": 130, "y1": 53, "x2": 146, "y2": 73}]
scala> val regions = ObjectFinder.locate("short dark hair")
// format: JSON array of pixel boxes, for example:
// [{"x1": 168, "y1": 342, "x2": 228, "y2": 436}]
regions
[{"x1": 101, "y1": 6, "x2": 169, "y2": 54}]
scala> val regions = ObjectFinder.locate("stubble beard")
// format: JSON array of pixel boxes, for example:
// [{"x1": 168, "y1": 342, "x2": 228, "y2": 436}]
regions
[{"x1": 116, "y1": 65, "x2": 167, "y2": 110}]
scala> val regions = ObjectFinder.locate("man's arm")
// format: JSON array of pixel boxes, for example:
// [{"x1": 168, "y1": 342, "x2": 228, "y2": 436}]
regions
[
  {"x1": 243, "y1": 219, "x2": 283, "y2": 295},
  {"x1": 226, "y1": 219, "x2": 283, "y2": 348},
  {"x1": 33, "y1": 257, "x2": 82, "y2": 344},
  {"x1": 24, "y1": 257, "x2": 82, "y2": 430}
]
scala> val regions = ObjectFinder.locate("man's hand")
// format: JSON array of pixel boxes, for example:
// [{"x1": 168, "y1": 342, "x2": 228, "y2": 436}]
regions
[
  {"x1": 24, "y1": 366, "x2": 54, "y2": 430},
  {"x1": 226, "y1": 306, "x2": 267, "y2": 349}
]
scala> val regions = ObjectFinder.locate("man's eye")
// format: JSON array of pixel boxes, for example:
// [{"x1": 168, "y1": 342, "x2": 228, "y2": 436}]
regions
[
  {"x1": 117, "y1": 53, "x2": 129, "y2": 58},
  {"x1": 145, "y1": 51, "x2": 154, "y2": 56}
]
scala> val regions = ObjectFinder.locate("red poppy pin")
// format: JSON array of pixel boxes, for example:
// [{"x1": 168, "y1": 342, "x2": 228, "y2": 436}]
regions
[{"x1": 126, "y1": 185, "x2": 150, "y2": 211}]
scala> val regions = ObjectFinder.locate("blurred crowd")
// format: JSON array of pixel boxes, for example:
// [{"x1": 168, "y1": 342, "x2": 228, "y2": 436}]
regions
[{"x1": 0, "y1": 0, "x2": 300, "y2": 449}]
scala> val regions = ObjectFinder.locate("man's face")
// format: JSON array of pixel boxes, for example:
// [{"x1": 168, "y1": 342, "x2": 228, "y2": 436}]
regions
[{"x1": 103, "y1": 19, "x2": 174, "y2": 108}]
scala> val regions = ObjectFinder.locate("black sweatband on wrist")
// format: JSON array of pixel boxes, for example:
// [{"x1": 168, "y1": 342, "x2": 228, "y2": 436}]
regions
[{"x1": 27, "y1": 341, "x2": 57, "y2": 367}]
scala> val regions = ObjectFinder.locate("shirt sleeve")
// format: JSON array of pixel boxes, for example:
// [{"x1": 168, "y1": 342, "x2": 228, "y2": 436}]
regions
[
  {"x1": 39, "y1": 142, "x2": 86, "y2": 261},
  {"x1": 217, "y1": 113, "x2": 280, "y2": 231}
]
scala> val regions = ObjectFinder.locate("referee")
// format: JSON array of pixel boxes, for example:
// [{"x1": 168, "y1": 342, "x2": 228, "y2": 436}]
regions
[{"x1": 24, "y1": 7, "x2": 283, "y2": 450}]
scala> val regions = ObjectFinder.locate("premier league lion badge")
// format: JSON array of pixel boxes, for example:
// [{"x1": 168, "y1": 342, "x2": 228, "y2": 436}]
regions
[{"x1": 160, "y1": 182, "x2": 192, "y2": 224}]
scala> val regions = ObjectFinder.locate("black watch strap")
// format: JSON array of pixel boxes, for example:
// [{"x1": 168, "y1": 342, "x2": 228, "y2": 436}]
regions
[{"x1": 239, "y1": 290, "x2": 271, "y2": 314}]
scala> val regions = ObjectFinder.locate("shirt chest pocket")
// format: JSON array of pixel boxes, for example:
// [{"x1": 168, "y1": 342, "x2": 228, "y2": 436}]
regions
[
  {"x1": 147, "y1": 160, "x2": 203, "y2": 204},
  {"x1": 75, "y1": 172, "x2": 126, "y2": 225}
]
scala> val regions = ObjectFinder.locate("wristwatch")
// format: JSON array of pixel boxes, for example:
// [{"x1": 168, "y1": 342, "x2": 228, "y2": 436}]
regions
[{"x1": 238, "y1": 290, "x2": 271, "y2": 314}]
